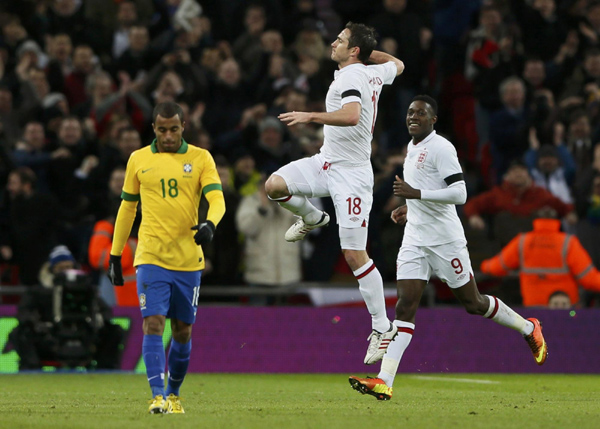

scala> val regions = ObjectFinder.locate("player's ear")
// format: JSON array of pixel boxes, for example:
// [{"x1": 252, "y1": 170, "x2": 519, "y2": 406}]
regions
[{"x1": 431, "y1": 115, "x2": 438, "y2": 125}]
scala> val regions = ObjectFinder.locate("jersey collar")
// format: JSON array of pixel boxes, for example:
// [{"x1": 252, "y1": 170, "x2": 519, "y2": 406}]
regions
[
  {"x1": 150, "y1": 138, "x2": 189, "y2": 154},
  {"x1": 334, "y1": 62, "x2": 365, "y2": 78},
  {"x1": 412, "y1": 130, "x2": 437, "y2": 146}
]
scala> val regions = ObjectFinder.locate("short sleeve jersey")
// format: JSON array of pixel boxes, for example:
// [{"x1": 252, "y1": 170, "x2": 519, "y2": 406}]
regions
[
  {"x1": 121, "y1": 139, "x2": 222, "y2": 271},
  {"x1": 320, "y1": 61, "x2": 397, "y2": 165},
  {"x1": 402, "y1": 131, "x2": 467, "y2": 246}
]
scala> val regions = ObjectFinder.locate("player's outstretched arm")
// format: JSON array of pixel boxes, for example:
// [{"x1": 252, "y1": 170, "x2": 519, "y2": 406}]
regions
[
  {"x1": 368, "y1": 50, "x2": 404, "y2": 76},
  {"x1": 278, "y1": 102, "x2": 361, "y2": 127}
]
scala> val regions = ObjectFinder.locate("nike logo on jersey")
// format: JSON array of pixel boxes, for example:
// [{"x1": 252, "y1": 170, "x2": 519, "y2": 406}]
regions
[{"x1": 142, "y1": 168, "x2": 153, "y2": 173}]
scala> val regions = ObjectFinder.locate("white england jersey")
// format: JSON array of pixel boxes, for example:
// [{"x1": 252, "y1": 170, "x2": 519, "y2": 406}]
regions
[
  {"x1": 402, "y1": 131, "x2": 467, "y2": 246},
  {"x1": 320, "y1": 61, "x2": 397, "y2": 165}
]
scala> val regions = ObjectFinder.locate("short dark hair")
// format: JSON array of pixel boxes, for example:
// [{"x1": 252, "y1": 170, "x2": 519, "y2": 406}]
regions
[
  {"x1": 345, "y1": 22, "x2": 377, "y2": 63},
  {"x1": 11, "y1": 167, "x2": 37, "y2": 188},
  {"x1": 507, "y1": 158, "x2": 528, "y2": 171},
  {"x1": 412, "y1": 95, "x2": 438, "y2": 115},
  {"x1": 152, "y1": 102, "x2": 184, "y2": 123},
  {"x1": 117, "y1": 126, "x2": 139, "y2": 140}
]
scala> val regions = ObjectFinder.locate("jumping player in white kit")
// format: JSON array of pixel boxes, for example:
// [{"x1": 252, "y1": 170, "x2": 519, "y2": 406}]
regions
[
  {"x1": 349, "y1": 95, "x2": 548, "y2": 401},
  {"x1": 265, "y1": 22, "x2": 404, "y2": 365}
]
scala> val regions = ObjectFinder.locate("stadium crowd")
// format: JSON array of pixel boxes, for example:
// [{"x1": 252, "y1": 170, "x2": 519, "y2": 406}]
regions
[{"x1": 0, "y1": 0, "x2": 599, "y2": 308}]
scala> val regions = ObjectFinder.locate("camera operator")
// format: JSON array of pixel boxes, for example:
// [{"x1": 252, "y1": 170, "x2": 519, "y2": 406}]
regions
[{"x1": 8, "y1": 245, "x2": 124, "y2": 370}]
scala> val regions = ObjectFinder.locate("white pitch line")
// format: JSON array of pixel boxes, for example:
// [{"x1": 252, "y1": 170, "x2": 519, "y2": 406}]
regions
[{"x1": 409, "y1": 375, "x2": 500, "y2": 384}]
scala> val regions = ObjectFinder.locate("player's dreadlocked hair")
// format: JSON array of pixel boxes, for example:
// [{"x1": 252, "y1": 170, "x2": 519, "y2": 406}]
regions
[
  {"x1": 412, "y1": 95, "x2": 438, "y2": 115},
  {"x1": 152, "y1": 101, "x2": 184, "y2": 123},
  {"x1": 345, "y1": 22, "x2": 377, "y2": 63}
]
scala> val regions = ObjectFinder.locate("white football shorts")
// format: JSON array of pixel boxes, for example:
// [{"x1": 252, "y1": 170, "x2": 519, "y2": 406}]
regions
[
  {"x1": 274, "y1": 153, "x2": 373, "y2": 230},
  {"x1": 396, "y1": 240, "x2": 474, "y2": 288}
]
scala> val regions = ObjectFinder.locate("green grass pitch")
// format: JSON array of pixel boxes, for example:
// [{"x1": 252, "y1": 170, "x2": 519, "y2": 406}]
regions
[{"x1": 2, "y1": 373, "x2": 599, "y2": 428}]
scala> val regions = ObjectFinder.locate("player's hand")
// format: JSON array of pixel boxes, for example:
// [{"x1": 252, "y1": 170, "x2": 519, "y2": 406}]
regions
[
  {"x1": 393, "y1": 175, "x2": 421, "y2": 199},
  {"x1": 468, "y1": 215, "x2": 486, "y2": 230},
  {"x1": 278, "y1": 111, "x2": 312, "y2": 126},
  {"x1": 108, "y1": 255, "x2": 124, "y2": 286},
  {"x1": 391, "y1": 205, "x2": 408, "y2": 225},
  {"x1": 191, "y1": 220, "x2": 215, "y2": 246}
]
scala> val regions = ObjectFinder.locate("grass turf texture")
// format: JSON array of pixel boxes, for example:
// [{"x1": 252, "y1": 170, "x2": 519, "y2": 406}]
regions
[{"x1": 2, "y1": 373, "x2": 599, "y2": 429}]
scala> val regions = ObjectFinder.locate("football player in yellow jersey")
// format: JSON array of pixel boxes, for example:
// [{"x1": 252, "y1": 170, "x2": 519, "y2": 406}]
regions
[{"x1": 107, "y1": 102, "x2": 225, "y2": 414}]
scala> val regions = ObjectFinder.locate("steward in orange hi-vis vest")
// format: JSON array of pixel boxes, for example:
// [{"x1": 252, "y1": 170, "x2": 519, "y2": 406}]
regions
[
  {"x1": 89, "y1": 219, "x2": 138, "y2": 306},
  {"x1": 481, "y1": 218, "x2": 600, "y2": 306}
]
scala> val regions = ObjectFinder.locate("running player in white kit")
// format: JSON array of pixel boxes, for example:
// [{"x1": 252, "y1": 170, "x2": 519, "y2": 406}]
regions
[
  {"x1": 349, "y1": 95, "x2": 548, "y2": 401},
  {"x1": 265, "y1": 22, "x2": 404, "y2": 365}
]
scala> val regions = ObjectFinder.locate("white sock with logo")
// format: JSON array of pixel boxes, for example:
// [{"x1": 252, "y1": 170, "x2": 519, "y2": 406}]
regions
[{"x1": 378, "y1": 320, "x2": 415, "y2": 387}]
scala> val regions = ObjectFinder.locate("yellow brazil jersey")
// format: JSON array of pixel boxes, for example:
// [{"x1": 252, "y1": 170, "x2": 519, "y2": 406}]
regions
[{"x1": 121, "y1": 139, "x2": 222, "y2": 271}]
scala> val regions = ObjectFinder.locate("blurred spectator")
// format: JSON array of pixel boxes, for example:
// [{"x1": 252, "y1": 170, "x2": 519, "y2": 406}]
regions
[
  {"x1": 526, "y1": 89, "x2": 560, "y2": 146},
  {"x1": 563, "y1": 109, "x2": 594, "y2": 174},
  {"x1": 110, "y1": 0, "x2": 140, "y2": 59},
  {"x1": 481, "y1": 216, "x2": 600, "y2": 307},
  {"x1": 0, "y1": 85, "x2": 23, "y2": 146},
  {"x1": 513, "y1": 0, "x2": 568, "y2": 62},
  {"x1": 281, "y1": 0, "x2": 332, "y2": 45},
  {"x1": 236, "y1": 175, "x2": 301, "y2": 302},
  {"x1": 144, "y1": 51, "x2": 208, "y2": 105},
  {"x1": 75, "y1": 70, "x2": 114, "y2": 121},
  {"x1": 547, "y1": 291, "x2": 572, "y2": 309},
  {"x1": 84, "y1": 0, "x2": 154, "y2": 42},
  {"x1": 63, "y1": 45, "x2": 98, "y2": 108},
  {"x1": 88, "y1": 167, "x2": 138, "y2": 307},
  {"x1": 0, "y1": 15, "x2": 29, "y2": 73},
  {"x1": 249, "y1": 116, "x2": 303, "y2": 174},
  {"x1": 560, "y1": 47, "x2": 600, "y2": 101},
  {"x1": 233, "y1": 3, "x2": 268, "y2": 78},
  {"x1": 91, "y1": 126, "x2": 141, "y2": 207},
  {"x1": 202, "y1": 58, "x2": 255, "y2": 139},
  {"x1": 200, "y1": 156, "x2": 242, "y2": 286},
  {"x1": 230, "y1": 150, "x2": 262, "y2": 198},
  {"x1": 489, "y1": 76, "x2": 529, "y2": 182},
  {"x1": 45, "y1": 33, "x2": 73, "y2": 93},
  {"x1": 574, "y1": 143, "x2": 600, "y2": 223},
  {"x1": 113, "y1": 25, "x2": 161, "y2": 85},
  {"x1": 573, "y1": 153, "x2": 600, "y2": 270},
  {"x1": 369, "y1": 0, "x2": 432, "y2": 147},
  {"x1": 465, "y1": 4, "x2": 521, "y2": 152},
  {"x1": 12, "y1": 121, "x2": 70, "y2": 193},
  {"x1": 90, "y1": 71, "x2": 152, "y2": 139},
  {"x1": 47, "y1": 0, "x2": 100, "y2": 54},
  {"x1": 0, "y1": 167, "x2": 60, "y2": 285},
  {"x1": 524, "y1": 143, "x2": 576, "y2": 204},
  {"x1": 24, "y1": 68, "x2": 70, "y2": 133},
  {"x1": 464, "y1": 160, "x2": 576, "y2": 244}
]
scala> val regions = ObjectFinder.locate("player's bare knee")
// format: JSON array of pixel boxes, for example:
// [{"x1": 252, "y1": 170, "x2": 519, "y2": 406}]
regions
[
  {"x1": 264, "y1": 174, "x2": 289, "y2": 199},
  {"x1": 171, "y1": 320, "x2": 192, "y2": 343},
  {"x1": 143, "y1": 316, "x2": 165, "y2": 335},
  {"x1": 172, "y1": 330, "x2": 192, "y2": 344},
  {"x1": 342, "y1": 249, "x2": 368, "y2": 271}
]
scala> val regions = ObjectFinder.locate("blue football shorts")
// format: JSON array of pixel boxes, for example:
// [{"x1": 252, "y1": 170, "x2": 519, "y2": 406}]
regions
[{"x1": 136, "y1": 264, "x2": 202, "y2": 324}]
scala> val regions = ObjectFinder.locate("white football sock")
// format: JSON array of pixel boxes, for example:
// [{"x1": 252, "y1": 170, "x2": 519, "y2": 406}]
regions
[
  {"x1": 271, "y1": 195, "x2": 322, "y2": 224},
  {"x1": 378, "y1": 320, "x2": 415, "y2": 387},
  {"x1": 484, "y1": 295, "x2": 533, "y2": 335},
  {"x1": 354, "y1": 259, "x2": 389, "y2": 333}
]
